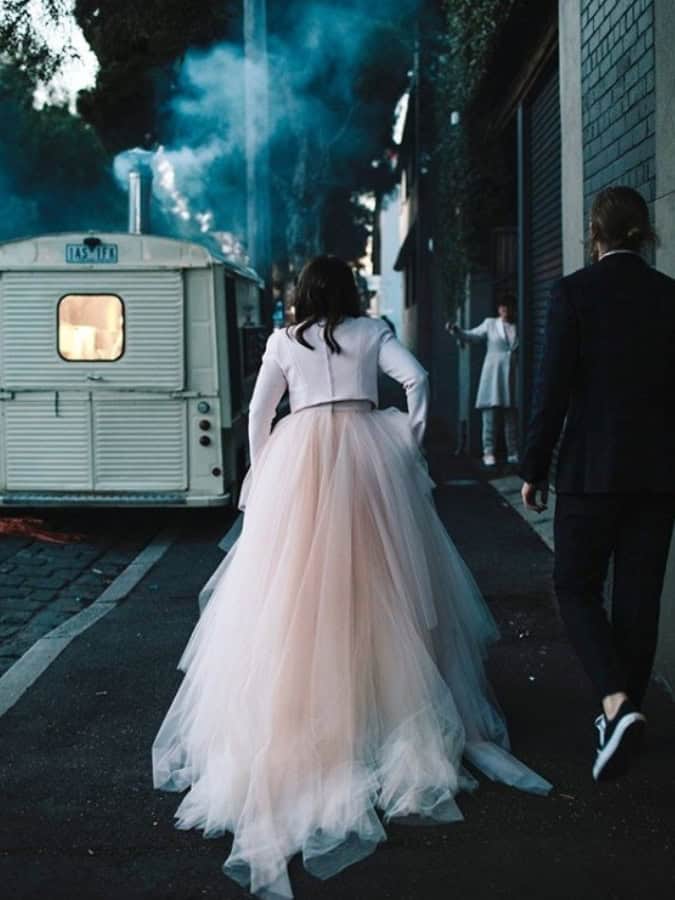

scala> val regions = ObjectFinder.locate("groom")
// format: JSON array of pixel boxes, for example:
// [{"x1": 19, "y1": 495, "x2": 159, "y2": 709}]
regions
[{"x1": 519, "y1": 185, "x2": 675, "y2": 782}]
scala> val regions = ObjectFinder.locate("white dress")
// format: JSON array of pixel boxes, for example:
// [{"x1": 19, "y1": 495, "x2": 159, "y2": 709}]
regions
[
  {"x1": 151, "y1": 315, "x2": 551, "y2": 899},
  {"x1": 456, "y1": 317, "x2": 518, "y2": 409}
]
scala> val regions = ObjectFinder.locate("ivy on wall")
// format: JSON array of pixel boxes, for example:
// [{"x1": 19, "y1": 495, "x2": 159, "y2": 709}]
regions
[{"x1": 432, "y1": 0, "x2": 517, "y2": 316}]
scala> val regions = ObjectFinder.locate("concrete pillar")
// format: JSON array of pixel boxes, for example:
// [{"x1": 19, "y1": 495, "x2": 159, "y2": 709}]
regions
[
  {"x1": 653, "y1": 0, "x2": 675, "y2": 696},
  {"x1": 559, "y1": 0, "x2": 585, "y2": 274}
]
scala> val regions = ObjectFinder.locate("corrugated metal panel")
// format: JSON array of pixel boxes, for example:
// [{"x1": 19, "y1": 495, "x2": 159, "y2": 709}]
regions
[
  {"x1": 528, "y1": 66, "x2": 563, "y2": 379},
  {"x1": 527, "y1": 63, "x2": 563, "y2": 476},
  {"x1": 0, "y1": 271, "x2": 184, "y2": 390},
  {"x1": 93, "y1": 397, "x2": 187, "y2": 490},
  {"x1": 4, "y1": 394, "x2": 91, "y2": 489}
]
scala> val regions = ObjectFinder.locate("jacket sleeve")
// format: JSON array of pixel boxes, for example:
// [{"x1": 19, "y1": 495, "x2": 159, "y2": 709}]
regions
[
  {"x1": 377, "y1": 326, "x2": 429, "y2": 446},
  {"x1": 456, "y1": 319, "x2": 489, "y2": 343},
  {"x1": 247, "y1": 333, "x2": 288, "y2": 468},
  {"x1": 520, "y1": 278, "x2": 579, "y2": 484}
]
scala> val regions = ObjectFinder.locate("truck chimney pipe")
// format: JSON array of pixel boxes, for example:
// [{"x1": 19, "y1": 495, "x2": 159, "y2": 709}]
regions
[{"x1": 128, "y1": 164, "x2": 153, "y2": 234}]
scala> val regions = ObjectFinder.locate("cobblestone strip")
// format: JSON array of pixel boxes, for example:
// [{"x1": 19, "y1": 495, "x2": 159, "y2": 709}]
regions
[
  {"x1": 0, "y1": 536, "x2": 151, "y2": 678},
  {"x1": 489, "y1": 474, "x2": 556, "y2": 551},
  {"x1": 0, "y1": 529, "x2": 176, "y2": 718}
]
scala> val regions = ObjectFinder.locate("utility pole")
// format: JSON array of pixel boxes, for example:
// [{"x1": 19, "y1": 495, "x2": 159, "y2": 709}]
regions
[{"x1": 243, "y1": 0, "x2": 271, "y2": 281}]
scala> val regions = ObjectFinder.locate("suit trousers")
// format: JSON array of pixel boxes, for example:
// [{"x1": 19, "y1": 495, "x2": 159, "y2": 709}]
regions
[{"x1": 553, "y1": 493, "x2": 675, "y2": 708}]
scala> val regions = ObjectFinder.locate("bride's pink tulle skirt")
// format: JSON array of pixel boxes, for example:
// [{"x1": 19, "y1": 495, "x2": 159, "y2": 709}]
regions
[{"x1": 152, "y1": 401, "x2": 551, "y2": 898}]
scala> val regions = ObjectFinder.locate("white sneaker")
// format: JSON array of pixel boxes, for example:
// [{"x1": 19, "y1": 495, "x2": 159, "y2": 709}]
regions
[
  {"x1": 507, "y1": 454, "x2": 520, "y2": 465},
  {"x1": 482, "y1": 454, "x2": 496, "y2": 467}
]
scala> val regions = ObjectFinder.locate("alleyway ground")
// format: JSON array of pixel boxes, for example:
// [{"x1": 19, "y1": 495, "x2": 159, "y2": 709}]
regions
[{"x1": 0, "y1": 437, "x2": 674, "y2": 900}]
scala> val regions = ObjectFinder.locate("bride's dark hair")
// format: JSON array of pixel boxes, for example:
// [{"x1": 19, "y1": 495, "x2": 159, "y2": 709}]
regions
[{"x1": 289, "y1": 255, "x2": 363, "y2": 353}]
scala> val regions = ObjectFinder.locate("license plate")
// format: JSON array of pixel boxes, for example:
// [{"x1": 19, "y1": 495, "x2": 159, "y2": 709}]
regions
[{"x1": 65, "y1": 243, "x2": 119, "y2": 264}]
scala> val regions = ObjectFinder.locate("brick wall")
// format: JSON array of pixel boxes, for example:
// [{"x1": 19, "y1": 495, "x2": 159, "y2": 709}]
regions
[{"x1": 580, "y1": 0, "x2": 655, "y2": 213}]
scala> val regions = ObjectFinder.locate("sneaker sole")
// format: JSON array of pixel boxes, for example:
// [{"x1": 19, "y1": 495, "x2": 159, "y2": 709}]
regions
[{"x1": 593, "y1": 713, "x2": 646, "y2": 782}]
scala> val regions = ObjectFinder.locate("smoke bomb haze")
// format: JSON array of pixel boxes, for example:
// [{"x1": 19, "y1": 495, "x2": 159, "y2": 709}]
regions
[{"x1": 2, "y1": 0, "x2": 419, "y2": 264}]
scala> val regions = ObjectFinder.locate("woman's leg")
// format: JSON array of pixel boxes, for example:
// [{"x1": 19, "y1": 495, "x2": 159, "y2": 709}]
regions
[
  {"x1": 504, "y1": 408, "x2": 519, "y2": 462},
  {"x1": 481, "y1": 409, "x2": 496, "y2": 464}
]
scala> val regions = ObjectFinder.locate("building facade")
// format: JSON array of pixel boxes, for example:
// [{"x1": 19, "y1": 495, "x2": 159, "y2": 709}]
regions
[
  {"x1": 389, "y1": 47, "x2": 460, "y2": 443},
  {"x1": 385, "y1": 0, "x2": 674, "y2": 692},
  {"x1": 561, "y1": 0, "x2": 673, "y2": 693}
]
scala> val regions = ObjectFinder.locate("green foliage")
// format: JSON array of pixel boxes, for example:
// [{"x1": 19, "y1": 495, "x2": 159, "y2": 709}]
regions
[
  {"x1": 74, "y1": 0, "x2": 239, "y2": 152},
  {"x1": 0, "y1": 61, "x2": 123, "y2": 239},
  {"x1": 433, "y1": 0, "x2": 516, "y2": 315},
  {"x1": 0, "y1": 0, "x2": 71, "y2": 82}
]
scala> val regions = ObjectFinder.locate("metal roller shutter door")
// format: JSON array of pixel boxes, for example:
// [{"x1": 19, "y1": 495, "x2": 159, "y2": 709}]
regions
[
  {"x1": 528, "y1": 63, "x2": 563, "y2": 388},
  {"x1": 523, "y1": 61, "x2": 563, "y2": 479}
]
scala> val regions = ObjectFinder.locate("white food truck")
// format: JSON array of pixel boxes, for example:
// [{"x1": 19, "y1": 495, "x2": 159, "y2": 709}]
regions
[{"x1": 0, "y1": 173, "x2": 266, "y2": 508}]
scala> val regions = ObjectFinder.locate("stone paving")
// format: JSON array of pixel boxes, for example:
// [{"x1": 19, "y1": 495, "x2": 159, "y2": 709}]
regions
[
  {"x1": 0, "y1": 515, "x2": 156, "y2": 678},
  {"x1": 489, "y1": 473, "x2": 555, "y2": 550}
]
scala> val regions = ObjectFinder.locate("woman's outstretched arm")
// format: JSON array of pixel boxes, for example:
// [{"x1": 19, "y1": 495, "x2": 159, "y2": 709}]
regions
[{"x1": 451, "y1": 318, "x2": 489, "y2": 343}]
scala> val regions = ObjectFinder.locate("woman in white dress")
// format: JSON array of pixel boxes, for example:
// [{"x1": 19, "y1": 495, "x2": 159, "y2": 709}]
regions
[
  {"x1": 447, "y1": 296, "x2": 519, "y2": 467},
  {"x1": 152, "y1": 257, "x2": 551, "y2": 899}
]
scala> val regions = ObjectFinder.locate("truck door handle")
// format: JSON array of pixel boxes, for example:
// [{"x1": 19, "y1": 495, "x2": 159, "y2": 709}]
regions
[{"x1": 86, "y1": 374, "x2": 104, "y2": 381}]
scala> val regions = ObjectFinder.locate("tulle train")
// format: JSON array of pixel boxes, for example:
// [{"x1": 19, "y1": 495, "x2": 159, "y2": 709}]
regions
[{"x1": 152, "y1": 401, "x2": 552, "y2": 898}]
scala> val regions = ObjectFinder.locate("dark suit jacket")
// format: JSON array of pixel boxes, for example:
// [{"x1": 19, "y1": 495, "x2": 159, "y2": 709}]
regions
[{"x1": 520, "y1": 252, "x2": 675, "y2": 493}]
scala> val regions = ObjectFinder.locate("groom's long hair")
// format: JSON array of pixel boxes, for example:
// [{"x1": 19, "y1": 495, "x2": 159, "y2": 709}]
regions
[
  {"x1": 588, "y1": 185, "x2": 657, "y2": 262},
  {"x1": 289, "y1": 255, "x2": 363, "y2": 353}
]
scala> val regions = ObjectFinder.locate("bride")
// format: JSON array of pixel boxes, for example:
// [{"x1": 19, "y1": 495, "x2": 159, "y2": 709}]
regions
[{"x1": 152, "y1": 255, "x2": 552, "y2": 898}]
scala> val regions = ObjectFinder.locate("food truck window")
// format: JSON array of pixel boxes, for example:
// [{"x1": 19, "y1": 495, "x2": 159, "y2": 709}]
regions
[{"x1": 58, "y1": 294, "x2": 125, "y2": 361}]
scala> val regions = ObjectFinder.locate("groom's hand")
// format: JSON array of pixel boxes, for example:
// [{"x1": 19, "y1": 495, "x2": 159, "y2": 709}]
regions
[{"x1": 521, "y1": 480, "x2": 548, "y2": 513}]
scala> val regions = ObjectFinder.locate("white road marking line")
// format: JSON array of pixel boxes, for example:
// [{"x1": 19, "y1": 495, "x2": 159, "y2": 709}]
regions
[
  {"x1": 0, "y1": 527, "x2": 177, "y2": 719},
  {"x1": 218, "y1": 513, "x2": 243, "y2": 552},
  {"x1": 198, "y1": 514, "x2": 243, "y2": 614}
]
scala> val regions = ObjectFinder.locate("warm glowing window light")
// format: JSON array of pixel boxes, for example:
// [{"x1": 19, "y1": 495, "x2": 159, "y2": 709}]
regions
[{"x1": 58, "y1": 294, "x2": 124, "y2": 361}]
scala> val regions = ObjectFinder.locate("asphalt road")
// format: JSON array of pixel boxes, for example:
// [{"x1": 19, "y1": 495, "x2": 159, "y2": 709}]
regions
[{"x1": 0, "y1": 448, "x2": 674, "y2": 900}]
